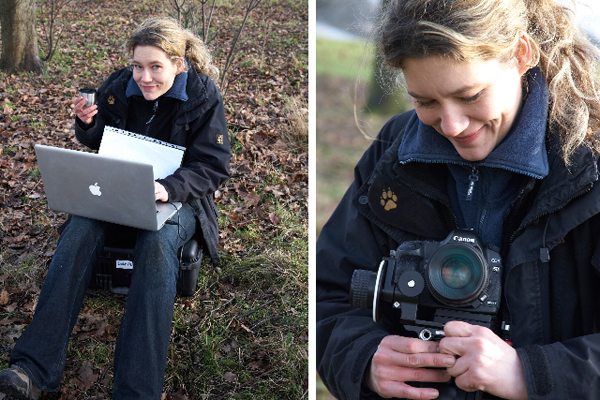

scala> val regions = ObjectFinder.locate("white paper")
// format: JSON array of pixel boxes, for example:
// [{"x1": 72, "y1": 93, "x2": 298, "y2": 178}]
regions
[
  {"x1": 116, "y1": 260, "x2": 133, "y2": 270},
  {"x1": 99, "y1": 126, "x2": 185, "y2": 180}
]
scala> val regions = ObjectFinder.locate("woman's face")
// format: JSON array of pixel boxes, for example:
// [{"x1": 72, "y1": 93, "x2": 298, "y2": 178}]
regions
[
  {"x1": 402, "y1": 55, "x2": 525, "y2": 161},
  {"x1": 132, "y1": 45, "x2": 183, "y2": 101}
]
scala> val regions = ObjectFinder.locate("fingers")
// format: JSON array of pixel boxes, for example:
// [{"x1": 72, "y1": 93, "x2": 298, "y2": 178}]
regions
[
  {"x1": 154, "y1": 182, "x2": 169, "y2": 202},
  {"x1": 379, "y1": 335, "x2": 455, "y2": 369},
  {"x1": 73, "y1": 96, "x2": 98, "y2": 124},
  {"x1": 371, "y1": 380, "x2": 443, "y2": 400},
  {"x1": 439, "y1": 322, "x2": 492, "y2": 357},
  {"x1": 381, "y1": 335, "x2": 439, "y2": 354},
  {"x1": 368, "y1": 335, "x2": 455, "y2": 399},
  {"x1": 442, "y1": 320, "x2": 475, "y2": 337}
]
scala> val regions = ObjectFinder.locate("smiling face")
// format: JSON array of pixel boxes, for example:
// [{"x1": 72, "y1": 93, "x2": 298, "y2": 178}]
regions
[
  {"x1": 132, "y1": 45, "x2": 184, "y2": 101},
  {"x1": 401, "y1": 40, "x2": 531, "y2": 161}
]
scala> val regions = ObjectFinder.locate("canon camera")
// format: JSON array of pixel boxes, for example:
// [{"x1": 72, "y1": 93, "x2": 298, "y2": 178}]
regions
[{"x1": 350, "y1": 229, "x2": 502, "y2": 340}]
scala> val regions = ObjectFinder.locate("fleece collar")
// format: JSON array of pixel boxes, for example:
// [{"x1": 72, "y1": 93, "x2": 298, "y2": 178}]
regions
[
  {"x1": 397, "y1": 67, "x2": 549, "y2": 179},
  {"x1": 125, "y1": 68, "x2": 189, "y2": 102}
]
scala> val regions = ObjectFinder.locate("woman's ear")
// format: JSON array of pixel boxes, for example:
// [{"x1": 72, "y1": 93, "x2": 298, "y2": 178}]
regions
[
  {"x1": 175, "y1": 57, "x2": 185, "y2": 74},
  {"x1": 515, "y1": 32, "x2": 533, "y2": 75}
]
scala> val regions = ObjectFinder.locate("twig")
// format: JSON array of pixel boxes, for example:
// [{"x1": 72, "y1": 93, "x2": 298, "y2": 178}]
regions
[
  {"x1": 227, "y1": 122, "x2": 251, "y2": 131},
  {"x1": 219, "y1": 0, "x2": 264, "y2": 89},
  {"x1": 211, "y1": 296, "x2": 235, "y2": 314},
  {"x1": 235, "y1": 298, "x2": 275, "y2": 320},
  {"x1": 250, "y1": 315, "x2": 282, "y2": 330}
]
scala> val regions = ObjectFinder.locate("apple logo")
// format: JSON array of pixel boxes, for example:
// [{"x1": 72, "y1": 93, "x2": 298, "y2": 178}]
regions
[{"x1": 89, "y1": 182, "x2": 102, "y2": 196}]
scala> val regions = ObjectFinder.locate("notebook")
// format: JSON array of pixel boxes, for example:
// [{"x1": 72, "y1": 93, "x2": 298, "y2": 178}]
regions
[
  {"x1": 34, "y1": 144, "x2": 182, "y2": 231},
  {"x1": 98, "y1": 126, "x2": 185, "y2": 180}
]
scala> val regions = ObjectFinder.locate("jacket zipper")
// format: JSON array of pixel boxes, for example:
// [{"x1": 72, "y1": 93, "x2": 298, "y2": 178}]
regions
[
  {"x1": 466, "y1": 164, "x2": 479, "y2": 201},
  {"x1": 145, "y1": 100, "x2": 159, "y2": 136}
]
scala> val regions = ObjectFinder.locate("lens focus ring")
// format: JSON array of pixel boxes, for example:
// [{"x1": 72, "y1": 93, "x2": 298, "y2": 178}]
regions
[{"x1": 350, "y1": 269, "x2": 374, "y2": 309}]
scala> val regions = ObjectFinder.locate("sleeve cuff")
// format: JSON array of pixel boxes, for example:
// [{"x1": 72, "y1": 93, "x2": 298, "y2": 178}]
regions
[
  {"x1": 517, "y1": 345, "x2": 554, "y2": 397},
  {"x1": 157, "y1": 178, "x2": 177, "y2": 202}
]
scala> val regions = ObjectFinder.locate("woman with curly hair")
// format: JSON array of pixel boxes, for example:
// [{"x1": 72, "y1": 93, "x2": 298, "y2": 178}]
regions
[
  {"x1": 317, "y1": 0, "x2": 600, "y2": 399},
  {"x1": 0, "y1": 17, "x2": 230, "y2": 399}
]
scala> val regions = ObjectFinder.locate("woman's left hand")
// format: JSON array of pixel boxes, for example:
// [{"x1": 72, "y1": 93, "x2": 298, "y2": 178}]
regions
[
  {"x1": 439, "y1": 321, "x2": 528, "y2": 400},
  {"x1": 154, "y1": 182, "x2": 169, "y2": 202}
]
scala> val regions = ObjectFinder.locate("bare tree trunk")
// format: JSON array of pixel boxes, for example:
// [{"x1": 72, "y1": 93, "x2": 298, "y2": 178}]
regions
[{"x1": 0, "y1": 0, "x2": 44, "y2": 74}]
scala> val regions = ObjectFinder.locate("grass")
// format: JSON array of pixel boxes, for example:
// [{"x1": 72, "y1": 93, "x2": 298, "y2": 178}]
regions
[
  {"x1": 315, "y1": 35, "x2": 408, "y2": 398},
  {"x1": 282, "y1": 95, "x2": 309, "y2": 151},
  {"x1": 160, "y1": 229, "x2": 308, "y2": 398},
  {"x1": 316, "y1": 37, "x2": 374, "y2": 81}
]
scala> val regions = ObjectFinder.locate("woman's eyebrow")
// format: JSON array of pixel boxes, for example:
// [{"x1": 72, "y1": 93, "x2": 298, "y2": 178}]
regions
[{"x1": 408, "y1": 84, "x2": 483, "y2": 99}]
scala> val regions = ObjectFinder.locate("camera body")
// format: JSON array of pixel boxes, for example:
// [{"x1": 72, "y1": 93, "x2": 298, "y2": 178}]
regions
[{"x1": 350, "y1": 229, "x2": 502, "y2": 340}]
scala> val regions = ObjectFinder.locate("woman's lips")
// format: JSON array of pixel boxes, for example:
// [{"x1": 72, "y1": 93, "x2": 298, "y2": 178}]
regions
[{"x1": 453, "y1": 126, "x2": 482, "y2": 144}]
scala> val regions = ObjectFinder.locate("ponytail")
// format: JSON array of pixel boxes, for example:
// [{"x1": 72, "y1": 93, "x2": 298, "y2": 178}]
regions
[
  {"x1": 525, "y1": 0, "x2": 600, "y2": 162},
  {"x1": 183, "y1": 30, "x2": 219, "y2": 82}
]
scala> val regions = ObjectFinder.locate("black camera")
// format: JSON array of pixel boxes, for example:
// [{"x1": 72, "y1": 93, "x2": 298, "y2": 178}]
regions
[{"x1": 350, "y1": 229, "x2": 502, "y2": 340}]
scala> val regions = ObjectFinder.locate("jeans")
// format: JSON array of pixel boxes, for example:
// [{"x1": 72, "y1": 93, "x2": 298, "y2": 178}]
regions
[{"x1": 9, "y1": 203, "x2": 197, "y2": 399}]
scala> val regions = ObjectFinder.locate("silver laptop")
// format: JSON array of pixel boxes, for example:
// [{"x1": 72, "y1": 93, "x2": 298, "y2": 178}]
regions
[{"x1": 34, "y1": 144, "x2": 182, "y2": 231}]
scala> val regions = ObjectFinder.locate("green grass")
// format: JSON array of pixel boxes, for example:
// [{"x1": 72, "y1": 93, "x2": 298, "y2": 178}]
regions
[
  {"x1": 2, "y1": 253, "x2": 46, "y2": 285},
  {"x1": 316, "y1": 37, "x2": 374, "y2": 81},
  {"x1": 161, "y1": 224, "x2": 308, "y2": 398}
]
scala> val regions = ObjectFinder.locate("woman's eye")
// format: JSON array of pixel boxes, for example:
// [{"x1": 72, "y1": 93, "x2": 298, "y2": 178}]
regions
[
  {"x1": 414, "y1": 99, "x2": 434, "y2": 108},
  {"x1": 461, "y1": 92, "x2": 482, "y2": 103}
]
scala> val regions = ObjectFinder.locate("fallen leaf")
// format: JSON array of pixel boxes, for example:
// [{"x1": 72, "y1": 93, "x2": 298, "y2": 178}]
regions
[
  {"x1": 0, "y1": 289, "x2": 9, "y2": 306},
  {"x1": 77, "y1": 360, "x2": 98, "y2": 391},
  {"x1": 224, "y1": 372, "x2": 237, "y2": 382}
]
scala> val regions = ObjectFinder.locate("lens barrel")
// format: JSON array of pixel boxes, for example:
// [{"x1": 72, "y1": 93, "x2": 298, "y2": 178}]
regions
[
  {"x1": 427, "y1": 244, "x2": 487, "y2": 305},
  {"x1": 350, "y1": 269, "x2": 377, "y2": 309}
]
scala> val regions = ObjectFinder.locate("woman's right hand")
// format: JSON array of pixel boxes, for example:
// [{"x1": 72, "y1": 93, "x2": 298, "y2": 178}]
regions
[
  {"x1": 73, "y1": 96, "x2": 98, "y2": 125},
  {"x1": 366, "y1": 335, "x2": 455, "y2": 399}
]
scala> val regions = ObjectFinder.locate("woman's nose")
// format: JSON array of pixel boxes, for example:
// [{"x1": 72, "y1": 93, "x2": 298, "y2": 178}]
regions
[
  {"x1": 439, "y1": 107, "x2": 469, "y2": 137},
  {"x1": 140, "y1": 69, "x2": 152, "y2": 82}
]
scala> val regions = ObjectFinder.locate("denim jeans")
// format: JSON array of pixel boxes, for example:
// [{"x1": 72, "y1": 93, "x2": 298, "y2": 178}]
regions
[{"x1": 9, "y1": 203, "x2": 196, "y2": 399}]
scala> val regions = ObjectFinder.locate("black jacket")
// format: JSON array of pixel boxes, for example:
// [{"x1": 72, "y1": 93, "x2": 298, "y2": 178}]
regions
[
  {"x1": 316, "y1": 110, "x2": 600, "y2": 399},
  {"x1": 75, "y1": 66, "x2": 230, "y2": 263}
]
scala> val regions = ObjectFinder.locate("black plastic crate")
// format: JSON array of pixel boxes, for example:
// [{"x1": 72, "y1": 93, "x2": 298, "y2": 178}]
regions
[{"x1": 90, "y1": 241, "x2": 203, "y2": 297}]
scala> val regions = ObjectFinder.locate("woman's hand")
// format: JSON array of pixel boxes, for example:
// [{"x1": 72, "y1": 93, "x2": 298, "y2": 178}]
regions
[
  {"x1": 439, "y1": 321, "x2": 528, "y2": 400},
  {"x1": 154, "y1": 181, "x2": 169, "y2": 202},
  {"x1": 73, "y1": 96, "x2": 98, "y2": 125},
  {"x1": 367, "y1": 335, "x2": 455, "y2": 399}
]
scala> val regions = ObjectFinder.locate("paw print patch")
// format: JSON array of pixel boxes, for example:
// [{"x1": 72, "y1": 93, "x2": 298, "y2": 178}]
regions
[{"x1": 380, "y1": 188, "x2": 397, "y2": 211}]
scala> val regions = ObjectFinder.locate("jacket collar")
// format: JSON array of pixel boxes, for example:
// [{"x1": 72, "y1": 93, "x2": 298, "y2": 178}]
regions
[
  {"x1": 397, "y1": 67, "x2": 549, "y2": 179},
  {"x1": 100, "y1": 66, "x2": 210, "y2": 124},
  {"x1": 354, "y1": 113, "x2": 599, "y2": 243}
]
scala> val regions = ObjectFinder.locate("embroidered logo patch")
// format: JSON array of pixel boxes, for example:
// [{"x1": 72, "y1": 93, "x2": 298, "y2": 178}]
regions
[
  {"x1": 216, "y1": 134, "x2": 224, "y2": 145},
  {"x1": 380, "y1": 188, "x2": 397, "y2": 211},
  {"x1": 108, "y1": 96, "x2": 115, "y2": 105}
]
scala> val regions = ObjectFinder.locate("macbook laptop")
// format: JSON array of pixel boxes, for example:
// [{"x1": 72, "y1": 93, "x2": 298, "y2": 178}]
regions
[{"x1": 34, "y1": 144, "x2": 182, "y2": 231}]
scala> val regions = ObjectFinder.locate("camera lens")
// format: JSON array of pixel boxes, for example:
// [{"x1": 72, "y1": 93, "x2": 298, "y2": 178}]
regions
[
  {"x1": 441, "y1": 254, "x2": 473, "y2": 289},
  {"x1": 427, "y1": 245, "x2": 487, "y2": 305}
]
